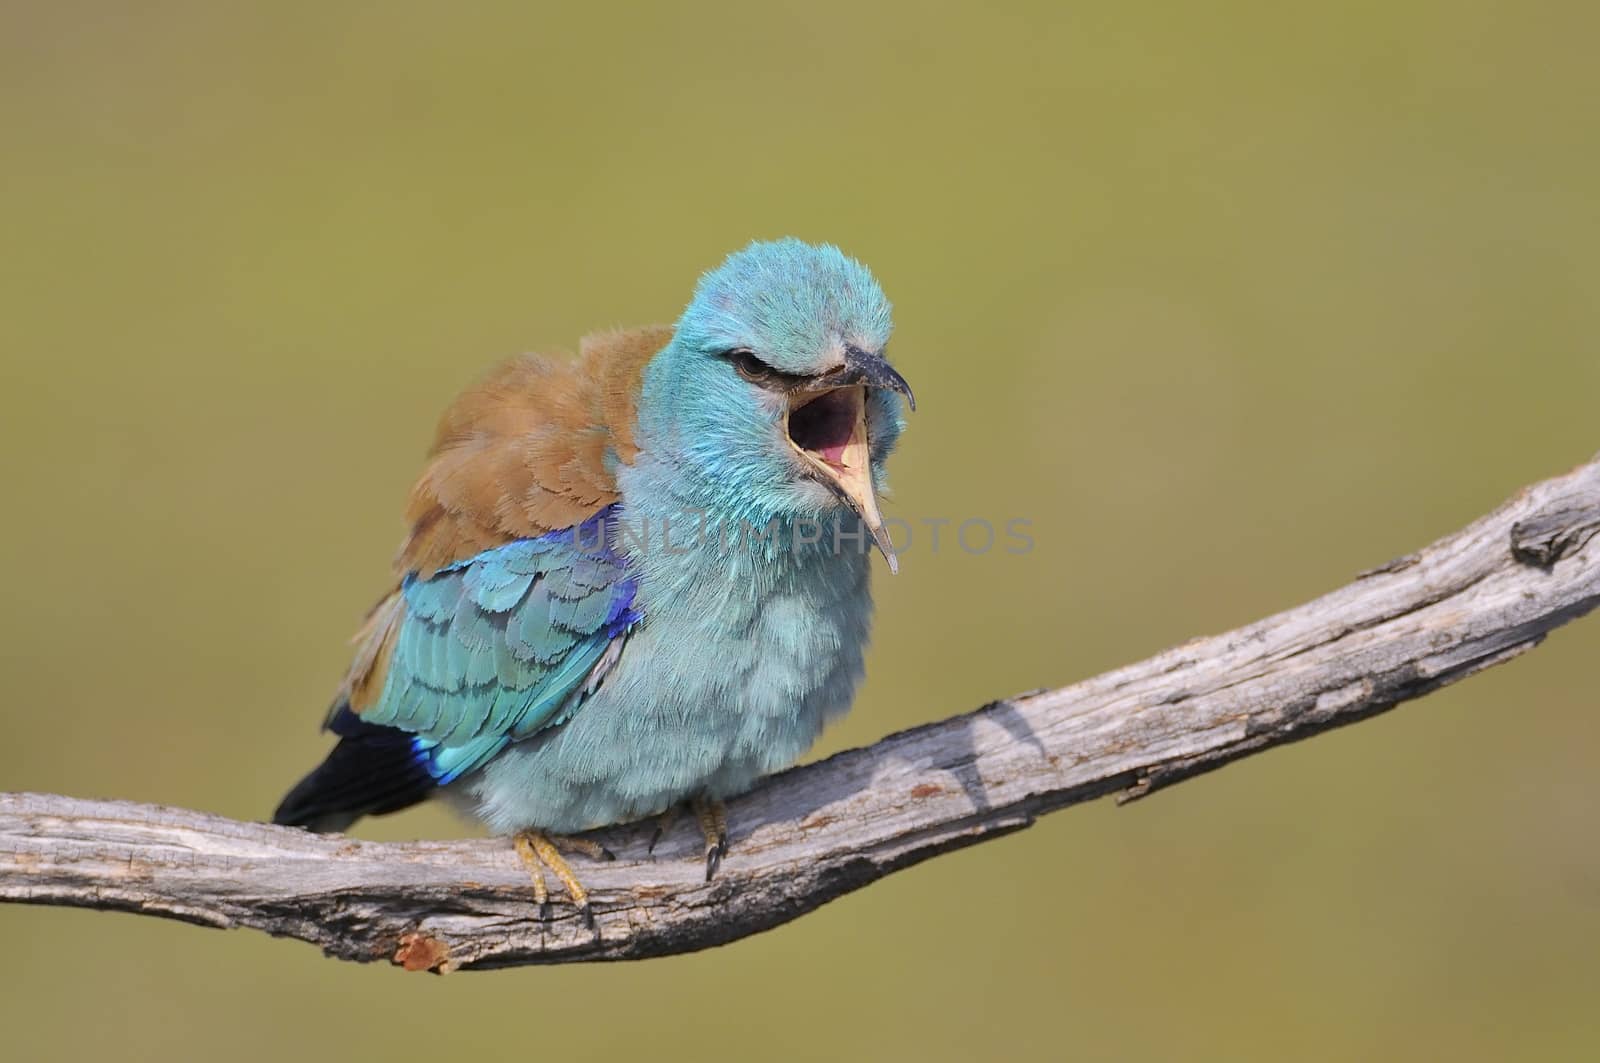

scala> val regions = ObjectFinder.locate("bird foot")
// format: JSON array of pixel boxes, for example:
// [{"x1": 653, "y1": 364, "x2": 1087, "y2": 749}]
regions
[
  {"x1": 647, "y1": 797, "x2": 730, "y2": 881},
  {"x1": 512, "y1": 830, "x2": 614, "y2": 927},
  {"x1": 693, "y1": 797, "x2": 730, "y2": 882}
]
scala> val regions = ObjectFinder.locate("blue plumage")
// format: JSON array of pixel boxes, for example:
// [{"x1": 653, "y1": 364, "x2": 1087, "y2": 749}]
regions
[
  {"x1": 363, "y1": 511, "x2": 639, "y2": 785},
  {"x1": 275, "y1": 239, "x2": 910, "y2": 871}
]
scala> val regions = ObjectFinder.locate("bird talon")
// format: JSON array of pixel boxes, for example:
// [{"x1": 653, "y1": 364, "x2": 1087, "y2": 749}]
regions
[
  {"x1": 647, "y1": 803, "x2": 683, "y2": 856},
  {"x1": 692, "y1": 797, "x2": 730, "y2": 882},
  {"x1": 513, "y1": 829, "x2": 604, "y2": 923}
]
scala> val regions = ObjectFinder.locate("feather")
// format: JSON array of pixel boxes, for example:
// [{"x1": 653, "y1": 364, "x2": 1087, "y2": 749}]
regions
[
  {"x1": 349, "y1": 518, "x2": 637, "y2": 749},
  {"x1": 342, "y1": 590, "x2": 404, "y2": 715},
  {"x1": 396, "y1": 325, "x2": 670, "y2": 577}
]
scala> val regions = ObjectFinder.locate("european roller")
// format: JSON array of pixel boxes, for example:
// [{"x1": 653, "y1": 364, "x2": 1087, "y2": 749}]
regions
[{"x1": 274, "y1": 239, "x2": 913, "y2": 921}]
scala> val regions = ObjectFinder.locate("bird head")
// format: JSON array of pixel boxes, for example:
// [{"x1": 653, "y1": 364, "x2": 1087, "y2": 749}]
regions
[{"x1": 641, "y1": 238, "x2": 912, "y2": 570}]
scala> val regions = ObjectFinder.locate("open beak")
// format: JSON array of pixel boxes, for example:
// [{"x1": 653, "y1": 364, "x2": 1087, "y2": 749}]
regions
[
  {"x1": 791, "y1": 344, "x2": 915, "y2": 411},
  {"x1": 783, "y1": 349, "x2": 913, "y2": 573}
]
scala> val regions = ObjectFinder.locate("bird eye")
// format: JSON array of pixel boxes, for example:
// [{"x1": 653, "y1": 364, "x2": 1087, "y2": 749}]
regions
[{"x1": 729, "y1": 349, "x2": 773, "y2": 383}]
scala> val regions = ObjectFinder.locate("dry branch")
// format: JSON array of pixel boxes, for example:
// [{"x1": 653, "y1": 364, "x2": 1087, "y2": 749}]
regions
[{"x1": 4, "y1": 454, "x2": 1599, "y2": 971}]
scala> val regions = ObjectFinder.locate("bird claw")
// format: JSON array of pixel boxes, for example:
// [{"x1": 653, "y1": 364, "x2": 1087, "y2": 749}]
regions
[
  {"x1": 642, "y1": 799, "x2": 731, "y2": 879},
  {"x1": 693, "y1": 797, "x2": 730, "y2": 883},
  {"x1": 513, "y1": 830, "x2": 606, "y2": 926},
  {"x1": 647, "y1": 804, "x2": 681, "y2": 856}
]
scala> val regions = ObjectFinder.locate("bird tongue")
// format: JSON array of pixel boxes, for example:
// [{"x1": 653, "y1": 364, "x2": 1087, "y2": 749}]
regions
[{"x1": 818, "y1": 440, "x2": 850, "y2": 467}]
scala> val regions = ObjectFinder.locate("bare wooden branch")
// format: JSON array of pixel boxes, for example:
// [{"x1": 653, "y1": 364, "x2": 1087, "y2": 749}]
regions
[{"x1": 4, "y1": 454, "x2": 1598, "y2": 971}]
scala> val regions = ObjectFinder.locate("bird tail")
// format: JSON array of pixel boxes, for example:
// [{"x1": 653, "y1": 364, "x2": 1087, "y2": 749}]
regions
[{"x1": 272, "y1": 705, "x2": 435, "y2": 833}]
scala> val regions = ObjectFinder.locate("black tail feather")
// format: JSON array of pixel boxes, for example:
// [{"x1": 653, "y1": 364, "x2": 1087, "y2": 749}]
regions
[{"x1": 272, "y1": 707, "x2": 435, "y2": 833}]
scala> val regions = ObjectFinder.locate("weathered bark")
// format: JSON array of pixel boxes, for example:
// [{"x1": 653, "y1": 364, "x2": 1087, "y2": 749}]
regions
[{"x1": 3, "y1": 454, "x2": 1598, "y2": 972}]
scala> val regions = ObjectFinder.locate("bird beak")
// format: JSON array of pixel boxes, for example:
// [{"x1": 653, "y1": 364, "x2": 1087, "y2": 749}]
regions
[
  {"x1": 783, "y1": 349, "x2": 913, "y2": 573},
  {"x1": 792, "y1": 345, "x2": 916, "y2": 411}
]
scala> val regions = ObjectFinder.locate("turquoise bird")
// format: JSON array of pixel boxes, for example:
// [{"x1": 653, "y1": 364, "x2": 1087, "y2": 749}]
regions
[{"x1": 274, "y1": 239, "x2": 912, "y2": 920}]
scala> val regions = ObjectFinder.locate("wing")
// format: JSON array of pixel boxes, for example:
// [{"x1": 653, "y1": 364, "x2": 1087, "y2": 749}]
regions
[
  {"x1": 363, "y1": 326, "x2": 665, "y2": 777},
  {"x1": 274, "y1": 329, "x2": 662, "y2": 829},
  {"x1": 361, "y1": 511, "x2": 641, "y2": 783}
]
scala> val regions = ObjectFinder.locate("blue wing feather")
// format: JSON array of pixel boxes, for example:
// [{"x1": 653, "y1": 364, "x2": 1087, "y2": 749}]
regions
[{"x1": 363, "y1": 509, "x2": 639, "y2": 784}]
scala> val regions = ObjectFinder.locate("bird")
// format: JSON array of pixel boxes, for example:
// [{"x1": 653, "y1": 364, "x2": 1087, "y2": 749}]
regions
[{"x1": 273, "y1": 238, "x2": 913, "y2": 922}]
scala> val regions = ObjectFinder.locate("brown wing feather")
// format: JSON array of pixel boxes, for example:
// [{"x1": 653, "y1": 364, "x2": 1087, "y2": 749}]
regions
[
  {"x1": 344, "y1": 589, "x2": 405, "y2": 714},
  {"x1": 395, "y1": 324, "x2": 670, "y2": 577}
]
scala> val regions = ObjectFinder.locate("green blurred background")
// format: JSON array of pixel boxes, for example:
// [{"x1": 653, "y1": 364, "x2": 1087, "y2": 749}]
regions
[{"x1": 3, "y1": 2, "x2": 1597, "y2": 1059}]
